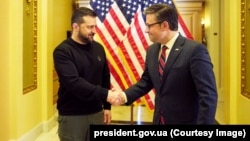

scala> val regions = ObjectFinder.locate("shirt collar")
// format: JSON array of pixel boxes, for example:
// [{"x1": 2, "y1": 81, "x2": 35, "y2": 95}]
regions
[{"x1": 162, "y1": 32, "x2": 179, "y2": 50}]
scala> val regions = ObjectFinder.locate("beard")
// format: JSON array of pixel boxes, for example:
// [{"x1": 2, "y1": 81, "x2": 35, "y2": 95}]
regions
[{"x1": 78, "y1": 31, "x2": 94, "y2": 44}]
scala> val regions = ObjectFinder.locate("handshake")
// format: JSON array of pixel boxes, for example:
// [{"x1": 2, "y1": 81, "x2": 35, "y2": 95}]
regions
[{"x1": 107, "y1": 88, "x2": 126, "y2": 106}]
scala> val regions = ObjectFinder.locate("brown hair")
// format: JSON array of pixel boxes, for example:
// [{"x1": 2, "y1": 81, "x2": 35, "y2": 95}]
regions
[
  {"x1": 71, "y1": 7, "x2": 97, "y2": 25},
  {"x1": 144, "y1": 4, "x2": 178, "y2": 31}
]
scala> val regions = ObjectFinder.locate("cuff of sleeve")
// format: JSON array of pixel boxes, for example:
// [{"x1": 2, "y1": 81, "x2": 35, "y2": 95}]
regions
[{"x1": 122, "y1": 92, "x2": 127, "y2": 103}]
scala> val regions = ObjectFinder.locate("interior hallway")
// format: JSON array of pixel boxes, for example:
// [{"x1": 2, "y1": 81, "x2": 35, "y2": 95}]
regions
[
  {"x1": 34, "y1": 105, "x2": 153, "y2": 141},
  {"x1": 34, "y1": 101, "x2": 225, "y2": 141}
]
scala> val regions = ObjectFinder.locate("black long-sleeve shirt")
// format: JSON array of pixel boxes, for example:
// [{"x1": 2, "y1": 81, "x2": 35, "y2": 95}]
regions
[{"x1": 53, "y1": 38, "x2": 111, "y2": 115}]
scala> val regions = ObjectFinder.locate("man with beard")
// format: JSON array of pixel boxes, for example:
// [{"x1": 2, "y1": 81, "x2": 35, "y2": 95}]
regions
[{"x1": 53, "y1": 7, "x2": 117, "y2": 141}]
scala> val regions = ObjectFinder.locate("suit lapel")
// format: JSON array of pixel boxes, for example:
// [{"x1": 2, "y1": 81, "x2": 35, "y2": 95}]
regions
[
  {"x1": 161, "y1": 35, "x2": 185, "y2": 82},
  {"x1": 153, "y1": 44, "x2": 162, "y2": 84}
]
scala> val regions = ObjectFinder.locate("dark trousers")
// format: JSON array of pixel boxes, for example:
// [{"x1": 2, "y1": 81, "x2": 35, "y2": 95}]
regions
[{"x1": 58, "y1": 111, "x2": 104, "y2": 141}]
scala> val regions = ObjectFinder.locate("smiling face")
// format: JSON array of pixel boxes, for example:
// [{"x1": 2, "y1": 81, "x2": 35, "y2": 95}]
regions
[{"x1": 143, "y1": 4, "x2": 179, "y2": 44}]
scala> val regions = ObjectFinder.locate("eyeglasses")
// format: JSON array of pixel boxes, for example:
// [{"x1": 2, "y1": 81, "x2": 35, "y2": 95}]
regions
[{"x1": 145, "y1": 21, "x2": 163, "y2": 29}]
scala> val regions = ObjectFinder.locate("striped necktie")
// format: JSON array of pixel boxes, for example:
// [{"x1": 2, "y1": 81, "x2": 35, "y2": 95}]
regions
[
  {"x1": 158, "y1": 45, "x2": 167, "y2": 124},
  {"x1": 158, "y1": 45, "x2": 168, "y2": 80}
]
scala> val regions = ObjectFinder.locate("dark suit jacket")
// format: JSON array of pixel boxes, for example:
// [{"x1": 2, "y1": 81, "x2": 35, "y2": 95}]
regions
[{"x1": 124, "y1": 34, "x2": 218, "y2": 124}]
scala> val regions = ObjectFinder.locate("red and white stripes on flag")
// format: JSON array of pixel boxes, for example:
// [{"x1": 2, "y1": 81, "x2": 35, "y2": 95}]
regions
[
  {"x1": 93, "y1": 3, "x2": 150, "y2": 106},
  {"x1": 79, "y1": 0, "x2": 194, "y2": 112}
]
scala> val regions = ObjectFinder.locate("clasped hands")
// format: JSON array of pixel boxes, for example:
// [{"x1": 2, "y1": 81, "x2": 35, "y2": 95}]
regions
[{"x1": 107, "y1": 88, "x2": 125, "y2": 106}]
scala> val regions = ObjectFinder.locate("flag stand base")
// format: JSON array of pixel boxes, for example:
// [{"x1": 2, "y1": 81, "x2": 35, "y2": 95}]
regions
[{"x1": 130, "y1": 104, "x2": 134, "y2": 125}]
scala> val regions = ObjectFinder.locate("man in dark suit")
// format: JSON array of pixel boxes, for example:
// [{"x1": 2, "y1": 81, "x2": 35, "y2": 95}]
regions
[{"x1": 109, "y1": 3, "x2": 218, "y2": 125}]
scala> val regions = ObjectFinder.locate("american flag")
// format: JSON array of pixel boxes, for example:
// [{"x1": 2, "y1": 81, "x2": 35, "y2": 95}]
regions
[{"x1": 87, "y1": 0, "x2": 193, "y2": 111}]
